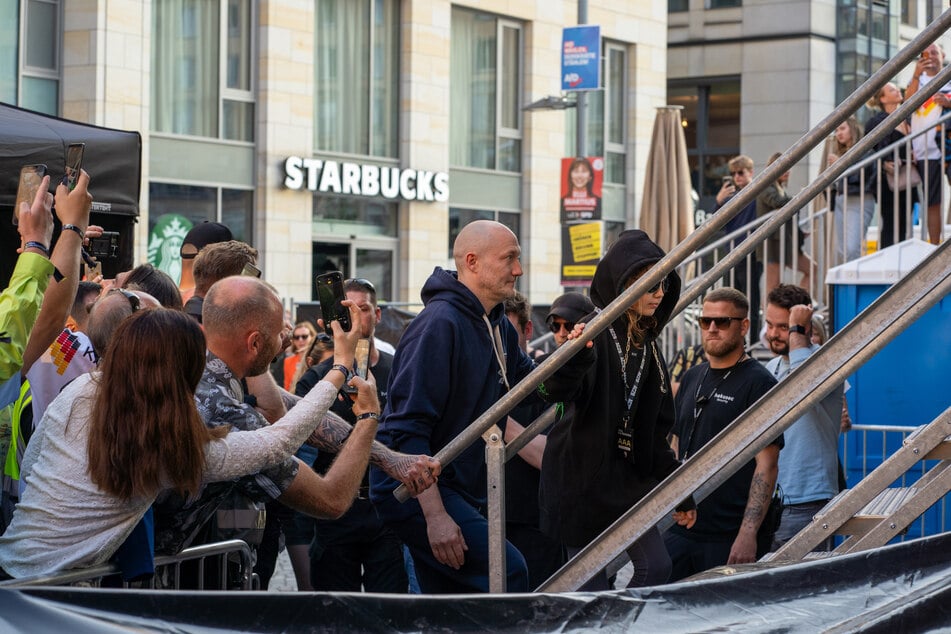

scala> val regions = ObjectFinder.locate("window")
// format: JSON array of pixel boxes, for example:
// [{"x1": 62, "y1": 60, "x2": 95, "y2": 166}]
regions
[
  {"x1": 151, "y1": 0, "x2": 254, "y2": 141},
  {"x1": 708, "y1": 0, "x2": 741, "y2": 7},
  {"x1": 149, "y1": 183, "x2": 253, "y2": 243},
  {"x1": 0, "y1": 0, "x2": 61, "y2": 114},
  {"x1": 314, "y1": 195, "x2": 398, "y2": 238},
  {"x1": 668, "y1": 79, "x2": 740, "y2": 220},
  {"x1": 568, "y1": 42, "x2": 628, "y2": 185},
  {"x1": 314, "y1": 0, "x2": 399, "y2": 158},
  {"x1": 669, "y1": 0, "x2": 689, "y2": 12},
  {"x1": 835, "y1": 0, "x2": 896, "y2": 105},
  {"x1": 450, "y1": 8, "x2": 523, "y2": 172},
  {"x1": 448, "y1": 208, "x2": 520, "y2": 257}
]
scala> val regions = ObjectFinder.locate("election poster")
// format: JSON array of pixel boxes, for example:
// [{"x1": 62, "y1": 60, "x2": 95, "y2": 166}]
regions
[
  {"x1": 560, "y1": 156, "x2": 604, "y2": 222},
  {"x1": 561, "y1": 221, "x2": 602, "y2": 286}
]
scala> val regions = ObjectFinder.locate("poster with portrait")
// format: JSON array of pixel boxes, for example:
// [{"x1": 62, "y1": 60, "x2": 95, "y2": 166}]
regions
[
  {"x1": 560, "y1": 156, "x2": 604, "y2": 222},
  {"x1": 561, "y1": 221, "x2": 602, "y2": 286}
]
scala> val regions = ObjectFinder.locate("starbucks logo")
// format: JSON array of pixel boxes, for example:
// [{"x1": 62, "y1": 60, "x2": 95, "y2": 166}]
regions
[{"x1": 148, "y1": 214, "x2": 193, "y2": 284}]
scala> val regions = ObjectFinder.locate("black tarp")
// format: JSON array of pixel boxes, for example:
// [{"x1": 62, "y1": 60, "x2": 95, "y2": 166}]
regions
[
  {"x1": 0, "y1": 103, "x2": 141, "y2": 280},
  {"x1": 3, "y1": 532, "x2": 950, "y2": 632}
]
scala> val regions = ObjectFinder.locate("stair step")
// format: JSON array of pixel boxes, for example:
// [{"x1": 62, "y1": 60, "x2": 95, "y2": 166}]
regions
[
  {"x1": 923, "y1": 438, "x2": 951, "y2": 460},
  {"x1": 836, "y1": 487, "x2": 916, "y2": 537}
]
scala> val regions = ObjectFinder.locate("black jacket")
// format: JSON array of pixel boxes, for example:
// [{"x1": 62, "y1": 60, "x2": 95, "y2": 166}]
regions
[{"x1": 539, "y1": 230, "x2": 684, "y2": 546}]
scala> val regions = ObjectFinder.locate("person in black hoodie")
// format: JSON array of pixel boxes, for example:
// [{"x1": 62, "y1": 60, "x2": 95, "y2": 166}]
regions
[
  {"x1": 370, "y1": 220, "x2": 535, "y2": 593},
  {"x1": 538, "y1": 229, "x2": 695, "y2": 590}
]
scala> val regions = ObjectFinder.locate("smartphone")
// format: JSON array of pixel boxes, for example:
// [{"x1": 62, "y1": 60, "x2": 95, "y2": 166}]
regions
[
  {"x1": 316, "y1": 271, "x2": 352, "y2": 335},
  {"x1": 241, "y1": 262, "x2": 262, "y2": 278},
  {"x1": 64, "y1": 143, "x2": 85, "y2": 191},
  {"x1": 344, "y1": 339, "x2": 370, "y2": 395},
  {"x1": 13, "y1": 164, "x2": 48, "y2": 226},
  {"x1": 721, "y1": 175, "x2": 734, "y2": 188}
]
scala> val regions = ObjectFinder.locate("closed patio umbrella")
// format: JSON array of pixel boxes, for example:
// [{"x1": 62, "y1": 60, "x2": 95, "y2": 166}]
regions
[{"x1": 640, "y1": 106, "x2": 694, "y2": 253}]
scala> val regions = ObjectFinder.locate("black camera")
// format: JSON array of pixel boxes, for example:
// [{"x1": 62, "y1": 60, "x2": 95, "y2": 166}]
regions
[{"x1": 87, "y1": 231, "x2": 120, "y2": 260}]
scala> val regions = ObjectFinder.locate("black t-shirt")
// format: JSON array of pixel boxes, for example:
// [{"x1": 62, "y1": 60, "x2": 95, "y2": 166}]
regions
[
  {"x1": 670, "y1": 358, "x2": 781, "y2": 538},
  {"x1": 296, "y1": 350, "x2": 393, "y2": 476}
]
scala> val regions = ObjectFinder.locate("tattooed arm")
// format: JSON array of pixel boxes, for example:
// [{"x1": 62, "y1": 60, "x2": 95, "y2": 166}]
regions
[
  {"x1": 301, "y1": 409, "x2": 440, "y2": 497},
  {"x1": 728, "y1": 443, "x2": 779, "y2": 564}
]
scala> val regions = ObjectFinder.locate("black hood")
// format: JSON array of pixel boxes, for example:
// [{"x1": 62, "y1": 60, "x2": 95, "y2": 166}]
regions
[{"x1": 590, "y1": 229, "x2": 681, "y2": 334}]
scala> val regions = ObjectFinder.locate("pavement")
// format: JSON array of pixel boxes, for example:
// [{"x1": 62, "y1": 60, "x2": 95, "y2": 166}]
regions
[{"x1": 266, "y1": 549, "x2": 298, "y2": 592}]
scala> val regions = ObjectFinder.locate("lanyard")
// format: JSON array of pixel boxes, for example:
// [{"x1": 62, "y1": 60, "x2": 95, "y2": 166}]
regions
[{"x1": 607, "y1": 325, "x2": 649, "y2": 418}]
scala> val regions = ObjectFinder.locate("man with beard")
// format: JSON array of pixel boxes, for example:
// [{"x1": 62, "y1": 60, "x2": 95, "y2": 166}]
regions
[
  {"x1": 152, "y1": 276, "x2": 438, "y2": 587},
  {"x1": 666, "y1": 287, "x2": 781, "y2": 581},
  {"x1": 763, "y1": 285, "x2": 843, "y2": 551}
]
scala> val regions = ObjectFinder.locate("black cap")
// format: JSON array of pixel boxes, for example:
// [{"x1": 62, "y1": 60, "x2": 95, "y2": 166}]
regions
[
  {"x1": 180, "y1": 222, "x2": 233, "y2": 259},
  {"x1": 546, "y1": 292, "x2": 594, "y2": 324}
]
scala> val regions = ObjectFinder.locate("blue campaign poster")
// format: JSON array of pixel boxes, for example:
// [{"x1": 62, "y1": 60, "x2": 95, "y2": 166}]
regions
[{"x1": 561, "y1": 25, "x2": 601, "y2": 92}]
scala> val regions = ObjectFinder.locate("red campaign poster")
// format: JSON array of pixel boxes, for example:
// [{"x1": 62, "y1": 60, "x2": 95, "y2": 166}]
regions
[{"x1": 560, "y1": 156, "x2": 604, "y2": 223}]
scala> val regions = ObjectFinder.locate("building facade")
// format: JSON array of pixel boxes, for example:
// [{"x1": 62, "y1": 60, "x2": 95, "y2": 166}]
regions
[
  {"x1": 667, "y1": 0, "x2": 947, "y2": 216},
  {"x1": 1, "y1": 0, "x2": 669, "y2": 307}
]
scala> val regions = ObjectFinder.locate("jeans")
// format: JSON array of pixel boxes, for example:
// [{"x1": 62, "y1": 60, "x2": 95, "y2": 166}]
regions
[
  {"x1": 664, "y1": 530, "x2": 735, "y2": 583},
  {"x1": 310, "y1": 498, "x2": 407, "y2": 592},
  {"x1": 834, "y1": 194, "x2": 876, "y2": 262},
  {"x1": 381, "y1": 487, "x2": 528, "y2": 594},
  {"x1": 567, "y1": 526, "x2": 671, "y2": 590},
  {"x1": 771, "y1": 500, "x2": 833, "y2": 552}
]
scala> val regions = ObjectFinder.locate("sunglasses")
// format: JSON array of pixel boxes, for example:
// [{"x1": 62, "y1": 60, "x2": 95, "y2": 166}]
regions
[
  {"x1": 646, "y1": 276, "x2": 670, "y2": 295},
  {"x1": 346, "y1": 277, "x2": 376, "y2": 293},
  {"x1": 548, "y1": 319, "x2": 575, "y2": 334},
  {"x1": 729, "y1": 170, "x2": 747, "y2": 176},
  {"x1": 699, "y1": 316, "x2": 744, "y2": 329},
  {"x1": 293, "y1": 333, "x2": 311, "y2": 340},
  {"x1": 110, "y1": 288, "x2": 140, "y2": 313}
]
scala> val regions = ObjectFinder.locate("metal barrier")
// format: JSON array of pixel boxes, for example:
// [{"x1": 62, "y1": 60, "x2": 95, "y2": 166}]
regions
[
  {"x1": 0, "y1": 539, "x2": 256, "y2": 590},
  {"x1": 841, "y1": 424, "x2": 949, "y2": 539}
]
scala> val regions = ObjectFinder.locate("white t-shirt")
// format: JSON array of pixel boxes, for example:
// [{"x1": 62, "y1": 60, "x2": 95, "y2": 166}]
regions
[{"x1": 910, "y1": 72, "x2": 951, "y2": 161}]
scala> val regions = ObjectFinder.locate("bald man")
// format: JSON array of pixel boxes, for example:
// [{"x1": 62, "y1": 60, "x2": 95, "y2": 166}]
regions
[{"x1": 370, "y1": 220, "x2": 535, "y2": 593}]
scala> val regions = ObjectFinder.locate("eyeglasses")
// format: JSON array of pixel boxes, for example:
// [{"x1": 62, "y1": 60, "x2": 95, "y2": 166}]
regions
[
  {"x1": 293, "y1": 333, "x2": 311, "y2": 341},
  {"x1": 646, "y1": 276, "x2": 670, "y2": 295},
  {"x1": 699, "y1": 316, "x2": 745, "y2": 329},
  {"x1": 548, "y1": 319, "x2": 574, "y2": 334},
  {"x1": 346, "y1": 278, "x2": 376, "y2": 293},
  {"x1": 109, "y1": 288, "x2": 140, "y2": 313},
  {"x1": 729, "y1": 170, "x2": 747, "y2": 176}
]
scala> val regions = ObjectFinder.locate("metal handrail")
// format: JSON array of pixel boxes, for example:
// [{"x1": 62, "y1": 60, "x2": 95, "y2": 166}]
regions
[{"x1": 390, "y1": 11, "x2": 951, "y2": 592}]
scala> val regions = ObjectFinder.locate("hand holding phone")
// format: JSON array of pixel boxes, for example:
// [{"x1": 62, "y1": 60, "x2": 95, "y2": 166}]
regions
[
  {"x1": 342, "y1": 338, "x2": 371, "y2": 395},
  {"x1": 64, "y1": 143, "x2": 85, "y2": 191},
  {"x1": 316, "y1": 271, "x2": 352, "y2": 335},
  {"x1": 14, "y1": 164, "x2": 48, "y2": 227}
]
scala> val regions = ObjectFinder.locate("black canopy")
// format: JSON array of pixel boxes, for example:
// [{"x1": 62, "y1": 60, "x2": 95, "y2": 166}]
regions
[{"x1": 0, "y1": 103, "x2": 141, "y2": 217}]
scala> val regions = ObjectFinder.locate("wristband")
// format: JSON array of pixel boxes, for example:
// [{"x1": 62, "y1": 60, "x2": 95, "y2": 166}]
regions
[
  {"x1": 330, "y1": 363, "x2": 353, "y2": 381},
  {"x1": 24, "y1": 241, "x2": 49, "y2": 257},
  {"x1": 355, "y1": 412, "x2": 380, "y2": 422},
  {"x1": 789, "y1": 324, "x2": 807, "y2": 336},
  {"x1": 62, "y1": 224, "x2": 85, "y2": 238}
]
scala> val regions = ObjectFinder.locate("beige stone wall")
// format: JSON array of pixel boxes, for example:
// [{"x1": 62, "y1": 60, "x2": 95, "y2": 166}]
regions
[
  {"x1": 63, "y1": 0, "x2": 152, "y2": 259},
  {"x1": 256, "y1": 0, "x2": 316, "y2": 302}
]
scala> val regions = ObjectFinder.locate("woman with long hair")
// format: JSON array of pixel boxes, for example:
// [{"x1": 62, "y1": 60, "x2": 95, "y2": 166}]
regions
[
  {"x1": 865, "y1": 82, "x2": 918, "y2": 249},
  {"x1": 0, "y1": 306, "x2": 377, "y2": 579},
  {"x1": 539, "y1": 230, "x2": 695, "y2": 590},
  {"x1": 560, "y1": 157, "x2": 602, "y2": 220},
  {"x1": 826, "y1": 116, "x2": 876, "y2": 262}
]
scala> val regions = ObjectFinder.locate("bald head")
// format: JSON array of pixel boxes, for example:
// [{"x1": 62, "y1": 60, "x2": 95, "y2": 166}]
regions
[
  {"x1": 86, "y1": 290, "x2": 161, "y2": 356},
  {"x1": 452, "y1": 220, "x2": 523, "y2": 312},
  {"x1": 203, "y1": 276, "x2": 283, "y2": 337}
]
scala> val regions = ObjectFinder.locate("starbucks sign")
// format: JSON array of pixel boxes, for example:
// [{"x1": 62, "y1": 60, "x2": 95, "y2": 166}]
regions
[{"x1": 283, "y1": 157, "x2": 449, "y2": 202}]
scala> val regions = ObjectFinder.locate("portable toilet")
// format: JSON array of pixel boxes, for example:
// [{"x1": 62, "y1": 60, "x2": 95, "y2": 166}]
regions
[{"x1": 826, "y1": 239, "x2": 950, "y2": 538}]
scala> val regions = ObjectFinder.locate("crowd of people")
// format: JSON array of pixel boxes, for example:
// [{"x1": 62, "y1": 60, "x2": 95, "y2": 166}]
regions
[{"x1": 0, "y1": 124, "x2": 866, "y2": 593}]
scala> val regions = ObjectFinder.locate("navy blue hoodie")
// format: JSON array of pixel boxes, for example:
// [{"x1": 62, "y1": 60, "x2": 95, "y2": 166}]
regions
[{"x1": 370, "y1": 267, "x2": 534, "y2": 519}]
